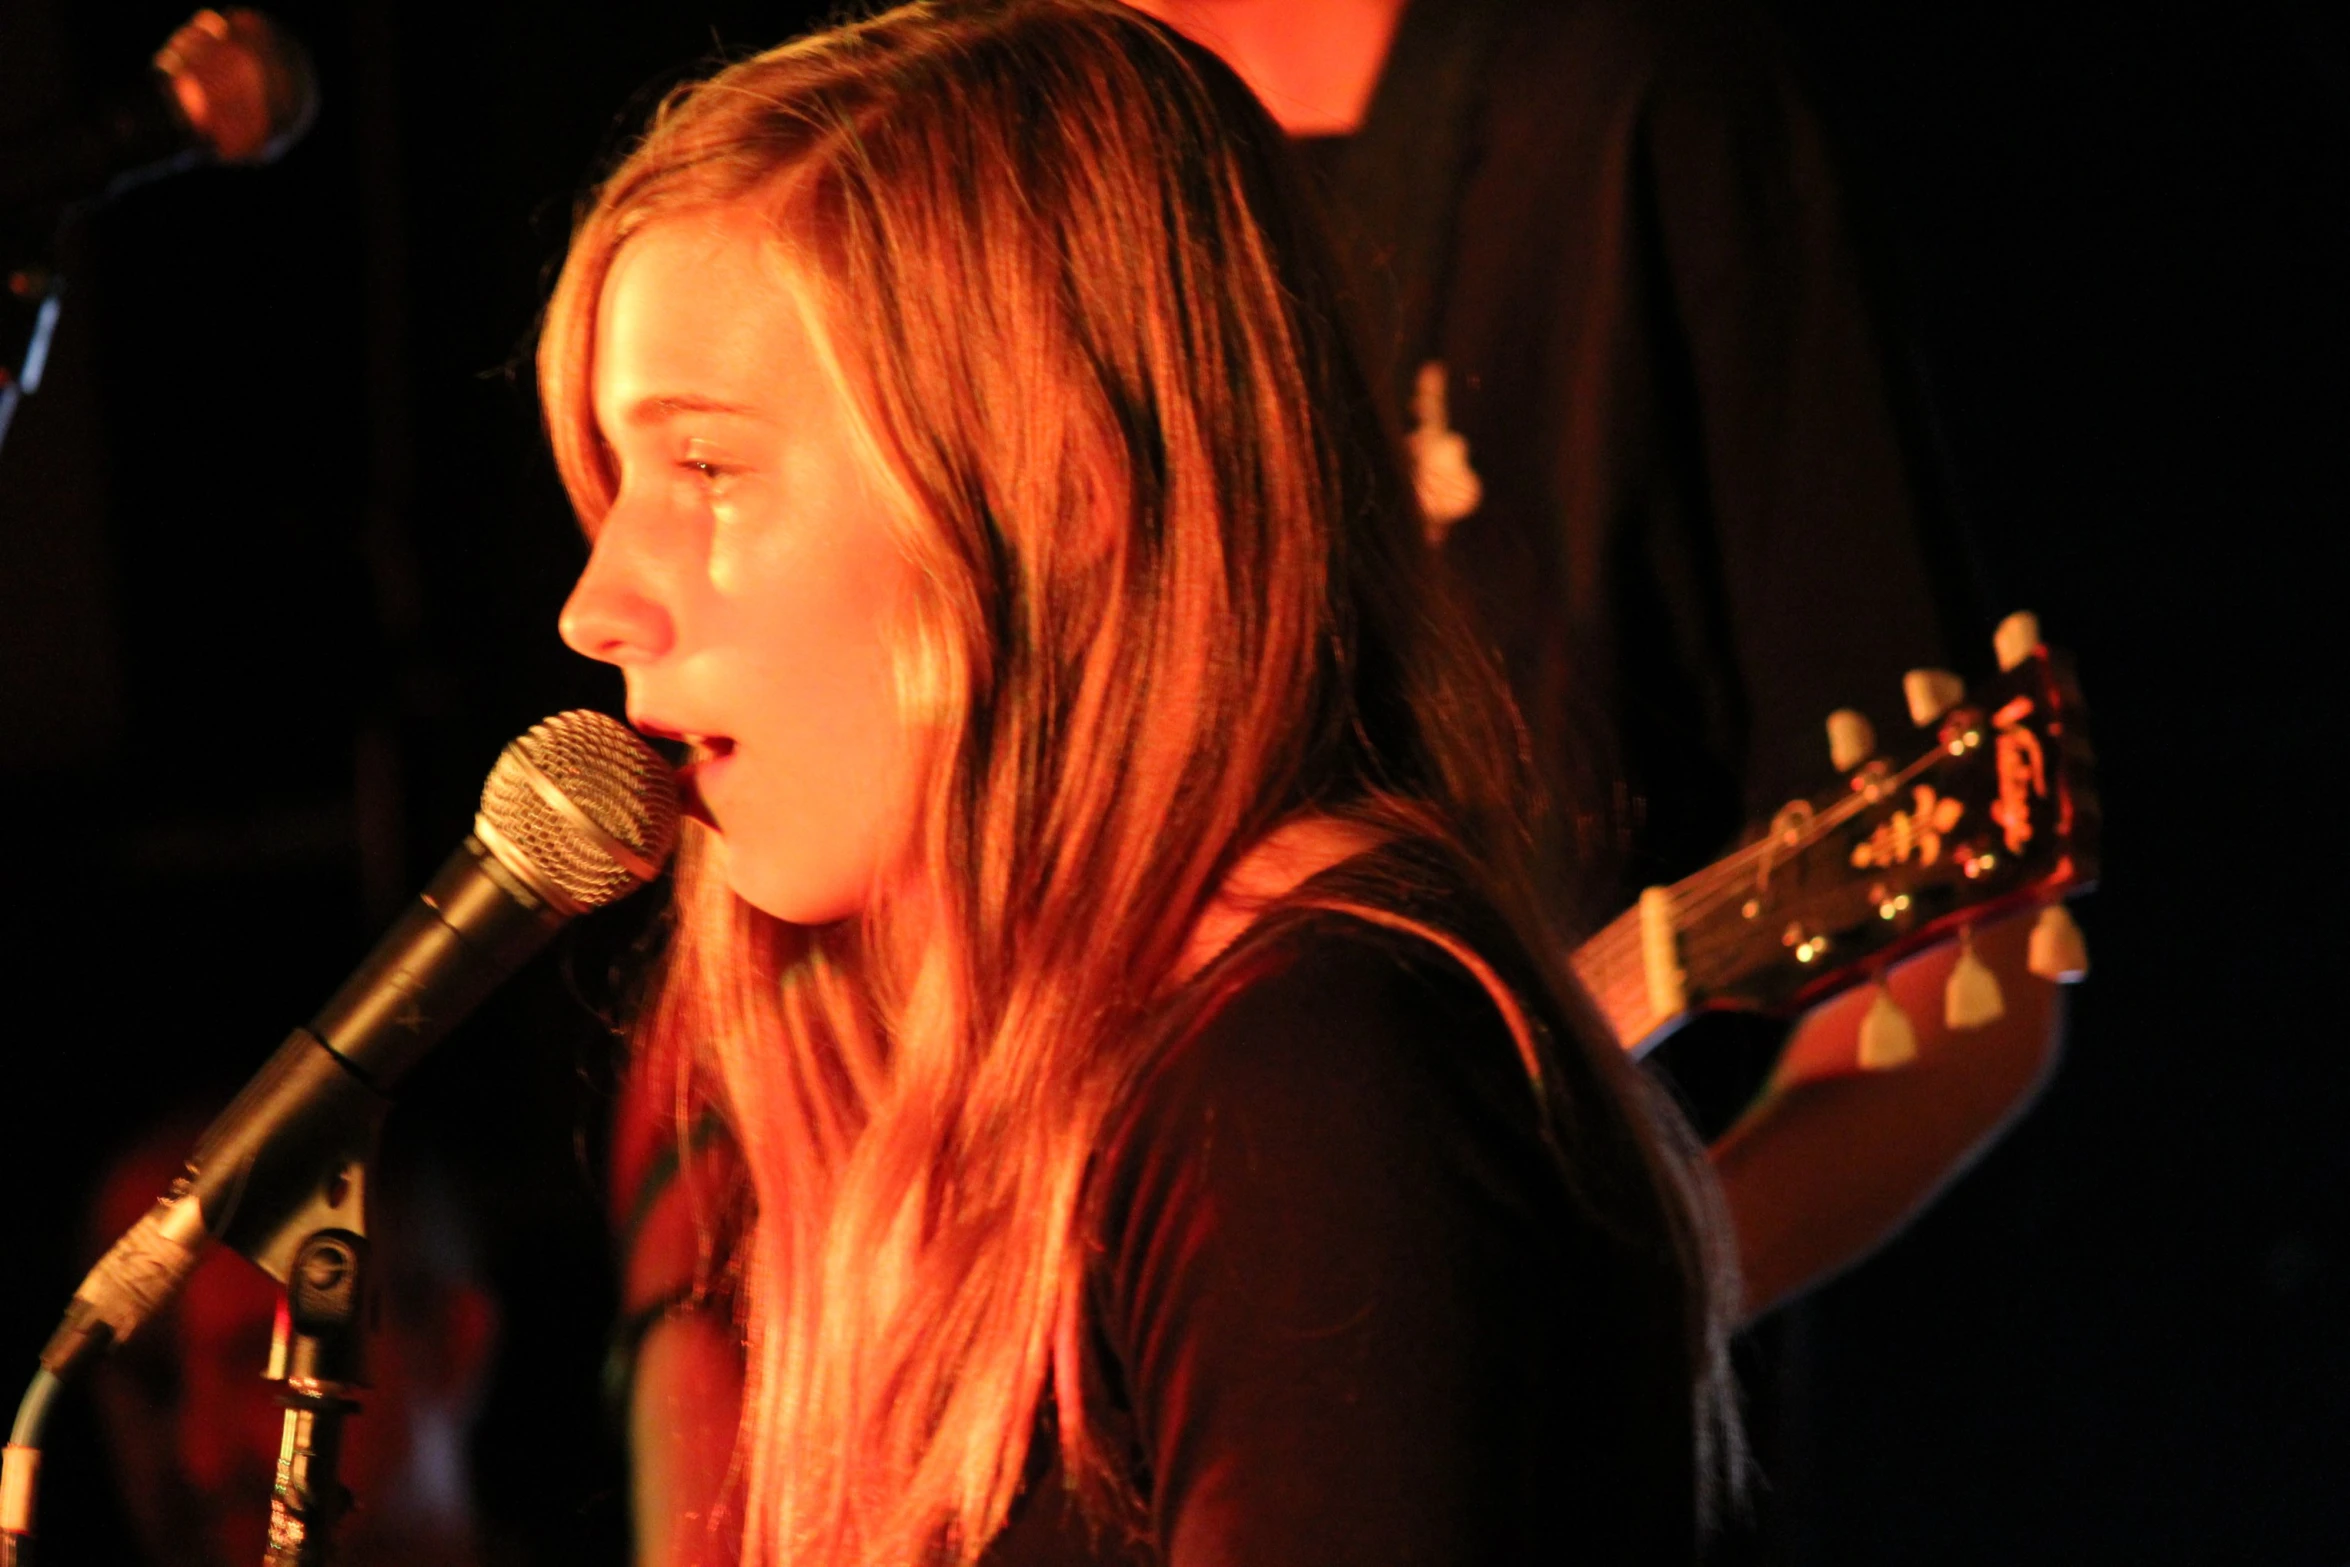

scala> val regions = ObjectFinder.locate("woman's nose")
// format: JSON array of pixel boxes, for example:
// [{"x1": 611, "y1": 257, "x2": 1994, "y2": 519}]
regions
[{"x1": 560, "y1": 522, "x2": 675, "y2": 666}]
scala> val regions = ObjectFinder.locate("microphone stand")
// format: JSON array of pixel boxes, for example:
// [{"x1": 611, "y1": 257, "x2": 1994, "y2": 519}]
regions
[
  {"x1": 265, "y1": 1222, "x2": 372, "y2": 1565},
  {"x1": 0, "y1": 252, "x2": 63, "y2": 462},
  {"x1": 1, "y1": 1187, "x2": 382, "y2": 1567},
  {"x1": 3, "y1": 1034, "x2": 394, "y2": 1567}
]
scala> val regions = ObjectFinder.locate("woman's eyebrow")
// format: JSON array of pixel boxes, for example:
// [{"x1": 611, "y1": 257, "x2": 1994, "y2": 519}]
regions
[{"x1": 625, "y1": 394, "x2": 760, "y2": 425}]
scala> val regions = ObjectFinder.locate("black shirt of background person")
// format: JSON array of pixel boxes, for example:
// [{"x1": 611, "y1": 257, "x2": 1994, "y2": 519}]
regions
[{"x1": 1294, "y1": 0, "x2": 1977, "y2": 936}]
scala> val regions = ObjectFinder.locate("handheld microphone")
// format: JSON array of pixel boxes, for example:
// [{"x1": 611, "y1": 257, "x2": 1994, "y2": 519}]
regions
[
  {"x1": 0, "y1": 8, "x2": 318, "y2": 215},
  {"x1": 37, "y1": 711, "x2": 679, "y2": 1381}
]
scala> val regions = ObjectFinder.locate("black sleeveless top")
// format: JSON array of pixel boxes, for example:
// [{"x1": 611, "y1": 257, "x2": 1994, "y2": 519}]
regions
[{"x1": 983, "y1": 878, "x2": 1702, "y2": 1565}]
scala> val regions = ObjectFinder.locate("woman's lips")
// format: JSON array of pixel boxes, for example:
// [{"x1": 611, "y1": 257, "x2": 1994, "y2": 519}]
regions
[
  {"x1": 675, "y1": 737, "x2": 736, "y2": 827},
  {"x1": 631, "y1": 719, "x2": 735, "y2": 828}
]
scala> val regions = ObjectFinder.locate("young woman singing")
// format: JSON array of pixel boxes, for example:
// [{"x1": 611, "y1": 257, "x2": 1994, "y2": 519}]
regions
[{"x1": 542, "y1": 2, "x2": 1737, "y2": 1560}]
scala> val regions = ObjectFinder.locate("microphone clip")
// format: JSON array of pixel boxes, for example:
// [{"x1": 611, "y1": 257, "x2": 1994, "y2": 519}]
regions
[{"x1": 262, "y1": 1224, "x2": 373, "y2": 1564}]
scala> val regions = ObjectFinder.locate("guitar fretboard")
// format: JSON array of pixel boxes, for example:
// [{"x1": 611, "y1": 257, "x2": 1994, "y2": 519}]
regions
[{"x1": 1571, "y1": 899, "x2": 1675, "y2": 1055}]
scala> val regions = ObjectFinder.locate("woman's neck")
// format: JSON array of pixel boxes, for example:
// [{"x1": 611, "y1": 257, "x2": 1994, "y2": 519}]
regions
[
  {"x1": 1179, "y1": 813, "x2": 1389, "y2": 980},
  {"x1": 1119, "y1": 0, "x2": 1409, "y2": 136}
]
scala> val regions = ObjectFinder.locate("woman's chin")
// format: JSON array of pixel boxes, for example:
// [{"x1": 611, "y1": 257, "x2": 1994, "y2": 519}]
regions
[{"x1": 721, "y1": 852, "x2": 869, "y2": 928}]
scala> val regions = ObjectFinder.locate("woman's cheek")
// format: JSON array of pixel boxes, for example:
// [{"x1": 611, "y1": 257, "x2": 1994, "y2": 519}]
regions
[{"x1": 703, "y1": 490, "x2": 778, "y2": 598}]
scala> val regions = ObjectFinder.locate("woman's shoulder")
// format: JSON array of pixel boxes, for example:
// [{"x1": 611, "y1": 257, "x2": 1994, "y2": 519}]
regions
[
  {"x1": 1099, "y1": 883, "x2": 1577, "y2": 1270},
  {"x1": 1157, "y1": 827, "x2": 1557, "y2": 1116},
  {"x1": 1162, "y1": 898, "x2": 1545, "y2": 1121},
  {"x1": 1074, "y1": 884, "x2": 1702, "y2": 1563}
]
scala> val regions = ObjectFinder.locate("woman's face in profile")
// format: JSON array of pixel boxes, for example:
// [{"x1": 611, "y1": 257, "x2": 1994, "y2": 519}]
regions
[{"x1": 561, "y1": 205, "x2": 922, "y2": 925}]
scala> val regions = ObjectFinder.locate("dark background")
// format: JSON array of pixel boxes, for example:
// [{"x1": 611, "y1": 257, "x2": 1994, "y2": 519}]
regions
[{"x1": 0, "y1": 1, "x2": 2340, "y2": 1561}]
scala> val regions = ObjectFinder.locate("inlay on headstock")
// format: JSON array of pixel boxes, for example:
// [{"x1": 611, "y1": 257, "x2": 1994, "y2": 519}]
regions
[{"x1": 1574, "y1": 613, "x2": 2099, "y2": 1055}]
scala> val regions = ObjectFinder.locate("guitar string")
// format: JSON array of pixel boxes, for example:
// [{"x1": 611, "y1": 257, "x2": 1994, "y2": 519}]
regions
[
  {"x1": 1582, "y1": 711, "x2": 2017, "y2": 997},
  {"x1": 1573, "y1": 735, "x2": 1982, "y2": 1018},
  {"x1": 1666, "y1": 756, "x2": 1987, "y2": 1003},
  {"x1": 1668, "y1": 741, "x2": 1957, "y2": 924}
]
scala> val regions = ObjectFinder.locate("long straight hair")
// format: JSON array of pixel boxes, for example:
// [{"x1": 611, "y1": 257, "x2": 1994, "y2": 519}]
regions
[{"x1": 539, "y1": 3, "x2": 1736, "y2": 1561}]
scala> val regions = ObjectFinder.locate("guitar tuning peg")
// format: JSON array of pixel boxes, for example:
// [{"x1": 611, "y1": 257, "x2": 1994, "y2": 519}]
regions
[
  {"x1": 2027, "y1": 902, "x2": 2090, "y2": 983},
  {"x1": 1993, "y1": 610, "x2": 2042, "y2": 673},
  {"x1": 1826, "y1": 708, "x2": 1876, "y2": 773},
  {"x1": 1858, "y1": 982, "x2": 1919, "y2": 1070},
  {"x1": 1903, "y1": 668, "x2": 1965, "y2": 727},
  {"x1": 1944, "y1": 926, "x2": 2006, "y2": 1029}
]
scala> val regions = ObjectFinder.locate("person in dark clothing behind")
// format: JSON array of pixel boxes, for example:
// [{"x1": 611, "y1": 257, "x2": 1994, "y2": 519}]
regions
[
  {"x1": 1122, "y1": 0, "x2": 2067, "y2": 1321},
  {"x1": 548, "y1": 2, "x2": 1739, "y2": 1561}
]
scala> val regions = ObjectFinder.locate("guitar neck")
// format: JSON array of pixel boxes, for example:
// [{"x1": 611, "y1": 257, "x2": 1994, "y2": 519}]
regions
[{"x1": 1571, "y1": 894, "x2": 1685, "y2": 1056}]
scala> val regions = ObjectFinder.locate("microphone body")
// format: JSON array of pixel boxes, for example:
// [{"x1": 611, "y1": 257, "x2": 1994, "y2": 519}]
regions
[
  {"x1": 39, "y1": 713, "x2": 678, "y2": 1380},
  {"x1": 41, "y1": 838, "x2": 562, "y2": 1378}
]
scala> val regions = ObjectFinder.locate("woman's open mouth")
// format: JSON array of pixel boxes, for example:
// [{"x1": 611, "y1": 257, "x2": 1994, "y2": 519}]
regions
[{"x1": 675, "y1": 736, "x2": 736, "y2": 827}]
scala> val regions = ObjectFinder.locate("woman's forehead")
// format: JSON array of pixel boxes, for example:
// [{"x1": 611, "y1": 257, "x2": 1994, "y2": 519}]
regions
[{"x1": 592, "y1": 208, "x2": 819, "y2": 424}]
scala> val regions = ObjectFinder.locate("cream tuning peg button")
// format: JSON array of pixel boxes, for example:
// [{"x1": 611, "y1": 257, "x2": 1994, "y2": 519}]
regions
[
  {"x1": 1993, "y1": 610, "x2": 2042, "y2": 673},
  {"x1": 1944, "y1": 926, "x2": 2006, "y2": 1029},
  {"x1": 1903, "y1": 668, "x2": 1966, "y2": 727},
  {"x1": 2027, "y1": 902, "x2": 2090, "y2": 983},
  {"x1": 1827, "y1": 709, "x2": 1876, "y2": 773},
  {"x1": 1858, "y1": 983, "x2": 1919, "y2": 1070}
]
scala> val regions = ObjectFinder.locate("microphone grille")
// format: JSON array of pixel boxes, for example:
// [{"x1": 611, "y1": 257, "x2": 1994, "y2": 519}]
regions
[
  {"x1": 477, "y1": 711, "x2": 680, "y2": 912},
  {"x1": 154, "y1": 7, "x2": 320, "y2": 165}
]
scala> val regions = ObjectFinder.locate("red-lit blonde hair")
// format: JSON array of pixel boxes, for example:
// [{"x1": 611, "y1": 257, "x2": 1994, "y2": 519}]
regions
[{"x1": 539, "y1": 3, "x2": 1735, "y2": 1561}]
